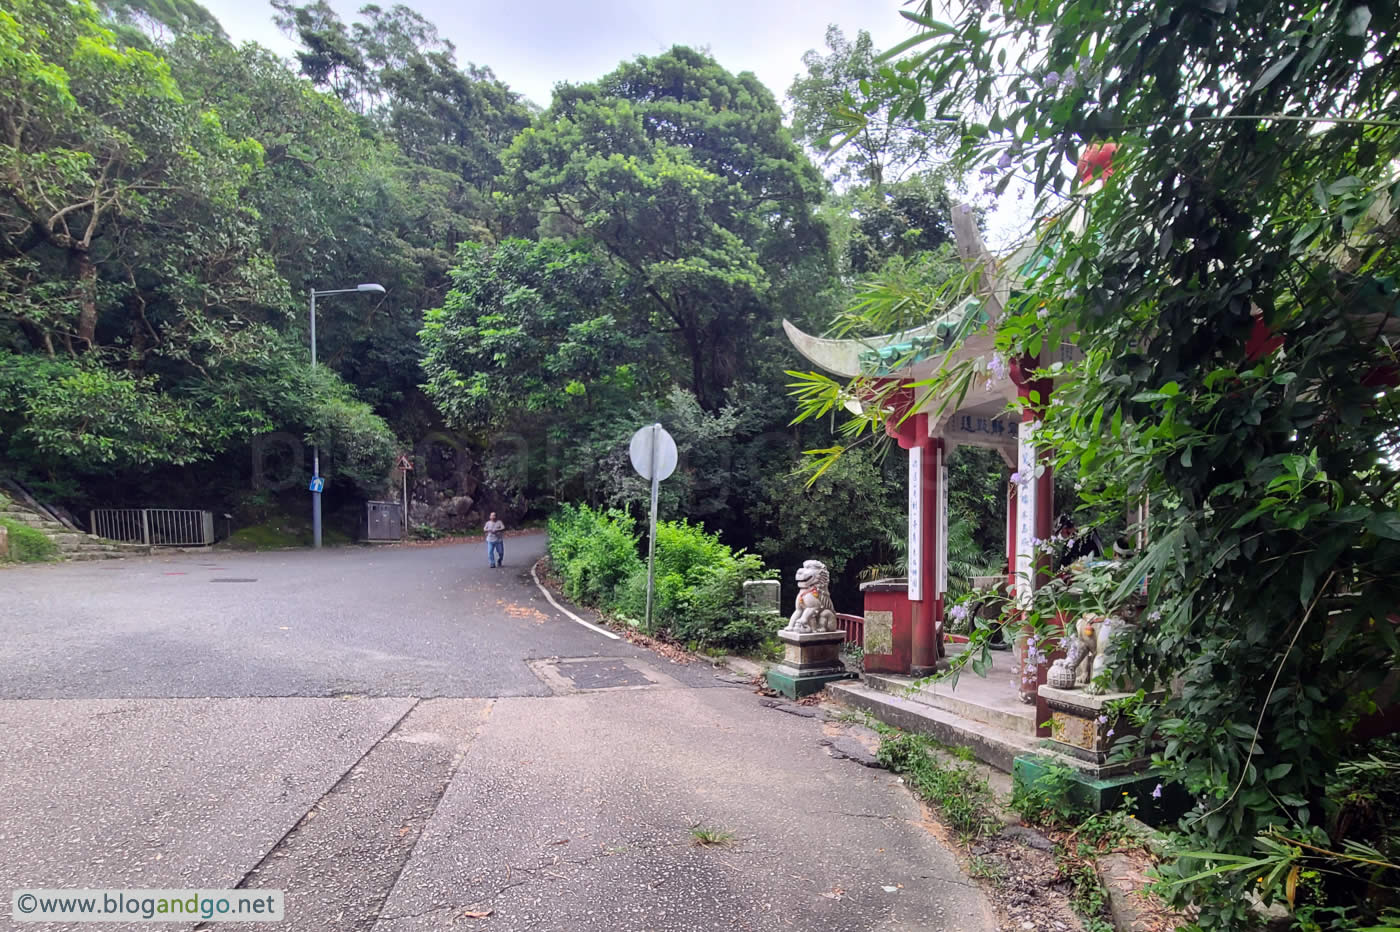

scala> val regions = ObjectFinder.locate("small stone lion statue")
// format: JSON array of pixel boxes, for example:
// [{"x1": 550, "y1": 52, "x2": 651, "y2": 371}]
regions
[
  {"x1": 785, "y1": 559, "x2": 839, "y2": 633},
  {"x1": 1047, "y1": 615, "x2": 1134, "y2": 691},
  {"x1": 1047, "y1": 614, "x2": 1101, "y2": 689}
]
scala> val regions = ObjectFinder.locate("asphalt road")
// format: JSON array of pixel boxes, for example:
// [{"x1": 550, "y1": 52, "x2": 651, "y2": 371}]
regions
[{"x1": 0, "y1": 534, "x2": 994, "y2": 931}]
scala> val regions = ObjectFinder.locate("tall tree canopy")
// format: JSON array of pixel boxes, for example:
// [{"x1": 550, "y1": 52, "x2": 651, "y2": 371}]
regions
[
  {"x1": 787, "y1": 26, "x2": 951, "y2": 188},
  {"x1": 500, "y1": 46, "x2": 830, "y2": 410}
]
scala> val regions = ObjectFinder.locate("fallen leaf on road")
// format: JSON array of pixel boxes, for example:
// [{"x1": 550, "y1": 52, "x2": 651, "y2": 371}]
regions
[
  {"x1": 458, "y1": 908, "x2": 493, "y2": 920},
  {"x1": 549, "y1": 838, "x2": 569, "y2": 845}
]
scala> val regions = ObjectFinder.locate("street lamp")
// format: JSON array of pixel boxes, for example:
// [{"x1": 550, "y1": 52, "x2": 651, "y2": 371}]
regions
[{"x1": 309, "y1": 283, "x2": 386, "y2": 548}]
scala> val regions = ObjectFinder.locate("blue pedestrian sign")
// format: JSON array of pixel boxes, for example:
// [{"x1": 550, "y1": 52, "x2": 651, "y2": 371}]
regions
[{"x1": 309, "y1": 476, "x2": 325, "y2": 493}]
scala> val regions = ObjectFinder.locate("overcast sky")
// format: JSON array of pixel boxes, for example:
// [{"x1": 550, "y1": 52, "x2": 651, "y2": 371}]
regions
[{"x1": 199, "y1": 0, "x2": 921, "y2": 109}]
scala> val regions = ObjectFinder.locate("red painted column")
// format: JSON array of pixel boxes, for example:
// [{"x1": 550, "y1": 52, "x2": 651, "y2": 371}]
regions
[{"x1": 911, "y1": 415, "x2": 941, "y2": 675}]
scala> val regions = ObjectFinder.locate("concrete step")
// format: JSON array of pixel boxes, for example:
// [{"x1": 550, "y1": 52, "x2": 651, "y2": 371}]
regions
[
  {"x1": 3, "y1": 501, "x2": 148, "y2": 559},
  {"x1": 827, "y1": 680, "x2": 1044, "y2": 774},
  {"x1": 865, "y1": 671, "x2": 1039, "y2": 736},
  {"x1": 1, "y1": 511, "x2": 52, "y2": 527}
]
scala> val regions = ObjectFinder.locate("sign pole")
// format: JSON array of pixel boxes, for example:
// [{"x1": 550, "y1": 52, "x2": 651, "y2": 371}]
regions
[{"x1": 644, "y1": 423, "x2": 660, "y2": 633}]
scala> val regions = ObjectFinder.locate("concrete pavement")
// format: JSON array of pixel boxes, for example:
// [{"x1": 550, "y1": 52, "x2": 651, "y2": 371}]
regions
[{"x1": 0, "y1": 533, "x2": 994, "y2": 930}]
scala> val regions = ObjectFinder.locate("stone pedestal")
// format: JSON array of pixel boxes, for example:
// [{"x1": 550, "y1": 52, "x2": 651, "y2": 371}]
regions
[
  {"x1": 0, "y1": 523, "x2": 8, "y2": 561},
  {"x1": 1013, "y1": 687, "x2": 1175, "y2": 817},
  {"x1": 1038, "y1": 685, "x2": 1153, "y2": 769},
  {"x1": 765, "y1": 629, "x2": 850, "y2": 699}
]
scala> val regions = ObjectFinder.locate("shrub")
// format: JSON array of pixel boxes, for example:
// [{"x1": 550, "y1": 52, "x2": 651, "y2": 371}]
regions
[
  {"x1": 547, "y1": 504, "x2": 643, "y2": 606},
  {"x1": 548, "y1": 507, "x2": 777, "y2": 649},
  {"x1": 0, "y1": 516, "x2": 58, "y2": 562}
]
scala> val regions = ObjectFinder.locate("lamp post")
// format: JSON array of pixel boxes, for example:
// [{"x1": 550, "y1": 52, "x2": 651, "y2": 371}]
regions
[{"x1": 309, "y1": 282, "x2": 386, "y2": 548}]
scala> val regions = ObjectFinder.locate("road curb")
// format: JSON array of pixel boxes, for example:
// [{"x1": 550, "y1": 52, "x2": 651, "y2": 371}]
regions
[{"x1": 529, "y1": 561, "x2": 621, "y2": 640}]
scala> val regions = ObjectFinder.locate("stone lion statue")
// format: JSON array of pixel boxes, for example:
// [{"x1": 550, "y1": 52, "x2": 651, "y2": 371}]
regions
[
  {"x1": 1047, "y1": 615, "x2": 1134, "y2": 692},
  {"x1": 786, "y1": 559, "x2": 839, "y2": 633}
]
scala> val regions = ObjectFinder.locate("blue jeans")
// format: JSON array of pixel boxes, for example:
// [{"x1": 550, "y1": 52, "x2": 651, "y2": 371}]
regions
[{"x1": 488, "y1": 539, "x2": 504, "y2": 567}]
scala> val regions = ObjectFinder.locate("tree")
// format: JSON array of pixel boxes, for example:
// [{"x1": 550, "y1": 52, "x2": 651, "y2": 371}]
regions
[
  {"x1": 837, "y1": 0, "x2": 1400, "y2": 926},
  {"x1": 421, "y1": 238, "x2": 652, "y2": 434},
  {"x1": 501, "y1": 46, "x2": 830, "y2": 411},
  {"x1": 832, "y1": 177, "x2": 959, "y2": 275},
  {"x1": 271, "y1": 0, "x2": 532, "y2": 244},
  {"x1": 787, "y1": 25, "x2": 950, "y2": 187},
  {"x1": 0, "y1": 0, "x2": 395, "y2": 494},
  {"x1": 95, "y1": 0, "x2": 226, "y2": 45}
]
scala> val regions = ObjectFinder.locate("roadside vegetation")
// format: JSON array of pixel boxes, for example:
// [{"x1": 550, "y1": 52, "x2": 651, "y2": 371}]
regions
[
  {"x1": 546, "y1": 503, "x2": 778, "y2": 652},
  {"x1": 0, "y1": 516, "x2": 58, "y2": 563}
]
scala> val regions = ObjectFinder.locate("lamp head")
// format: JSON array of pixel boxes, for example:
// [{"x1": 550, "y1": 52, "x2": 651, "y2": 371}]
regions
[{"x1": 357, "y1": 283, "x2": 386, "y2": 294}]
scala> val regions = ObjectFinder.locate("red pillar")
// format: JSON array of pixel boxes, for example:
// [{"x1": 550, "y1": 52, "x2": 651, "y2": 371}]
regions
[{"x1": 910, "y1": 415, "x2": 941, "y2": 675}]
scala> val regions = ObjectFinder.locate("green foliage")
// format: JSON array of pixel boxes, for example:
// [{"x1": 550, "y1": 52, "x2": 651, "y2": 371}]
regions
[
  {"x1": 547, "y1": 504, "x2": 778, "y2": 650},
  {"x1": 421, "y1": 238, "x2": 649, "y2": 434},
  {"x1": 0, "y1": 516, "x2": 59, "y2": 562},
  {"x1": 227, "y1": 518, "x2": 350, "y2": 550},
  {"x1": 0, "y1": 0, "x2": 399, "y2": 497},
  {"x1": 822, "y1": 0, "x2": 1400, "y2": 924},
  {"x1": 502, "y1": 45, "x2": 829, "y2": 412},
  {"x1": 787, "y1": 25, "x2": 951, "y2": 187},
  {"x1": 755, "y1": 442, "x2": 905, "y2": 579},
  {"x1": 546, "y1": 503, "x2": 643, "y2": 607},
  {"x1": 1061, "y1": 855, "x2": 1114, "y2": 932},
  {"x1": 877, "y1": 731, "x2": 1001, "y2": 842},
  {"x1": 1012, "y1": 761, "x2": 1089, "y2": 827}
]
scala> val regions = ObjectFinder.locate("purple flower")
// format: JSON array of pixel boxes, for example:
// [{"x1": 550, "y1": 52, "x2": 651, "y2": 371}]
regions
[
  {"x1": 1097, "y1": 714, "x2": 1108, "y2": 724},
  {"x1": 1027, "y1": 636, "x2": 1037, "y2": 647},
  {"x1": 1061, "y1": 66, "x2": 1076, "y2": 88},
  {"x1": 1149, "y1": 610, "x2": 1162, "y2": 622},
  {"x1": 951, "y1": 603, "x2": 970, "y2": 621},
  {"x1": 988, "y1": 354, "x2": 1010, "y2": 381},
  {"x1": 997, "y1": 151, "x2": 1013, "y2": 171},
  {"x1": 1043, "y1": 71, "x2": 1060, "y2": 90},
  {"x1": 1009, "y1": 471, "x2": 1023, "y2": 485},
  {"x1": 1107, "y1": 728, "x2": 1115, "y2": 737},
  {"x1": 1152, "y1": 784, "x2": 1163, "y2": 799}
]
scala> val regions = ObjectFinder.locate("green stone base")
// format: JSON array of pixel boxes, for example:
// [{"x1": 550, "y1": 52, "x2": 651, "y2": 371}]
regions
[
  {"x1": 765, "y1": 668, "x2": 851, "y2": 699},
  {"x1": 1013, "y1": 754, "x2": 1186, "y2": 826}
]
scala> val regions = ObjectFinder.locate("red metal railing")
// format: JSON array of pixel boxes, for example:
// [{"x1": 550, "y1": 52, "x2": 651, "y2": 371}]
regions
[{"x1": 837, "y1": 613, "x2": 864, "y2": 647}]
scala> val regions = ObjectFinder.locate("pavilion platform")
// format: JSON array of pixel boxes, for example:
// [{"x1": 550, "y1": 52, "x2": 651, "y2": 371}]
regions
[{"x1": 829, "y1": 645, "x2": 1049, "y2": 773}]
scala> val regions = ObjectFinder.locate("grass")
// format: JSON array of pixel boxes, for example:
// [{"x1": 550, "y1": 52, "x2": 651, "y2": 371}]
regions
[
  {"x1": 1062, "y1": 850, "x2": 1116, "y2": 932},
  {"x1": 968, "y1": 855, "x2": 1007, "y2": 884},
  {"x1": 876, "y1": 731, "x2": 1002, "y2": 844},
  {"x1": 0, "y1": 516, "x2": 58, "y2": 562},
  {"x1": 227, "y1": 520, "x2": 352, "y2": 550},
  {"x1": 689, "y1": 825, "x2": 735, "y2": 847}
]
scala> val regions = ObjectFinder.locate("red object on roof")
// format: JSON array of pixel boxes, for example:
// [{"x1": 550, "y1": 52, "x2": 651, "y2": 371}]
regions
[{"x1": 1077, "y1": 143, "x2": 1119, "y2": 183}]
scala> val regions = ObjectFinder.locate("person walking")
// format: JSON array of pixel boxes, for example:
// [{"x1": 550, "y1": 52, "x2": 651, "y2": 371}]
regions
[{"x1": 484, "y1": 512, "x2": 505, "y2": 568}]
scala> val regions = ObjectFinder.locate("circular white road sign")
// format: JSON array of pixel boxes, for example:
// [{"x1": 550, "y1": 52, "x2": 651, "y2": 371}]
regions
[{"x1": 628, "y1": 423, "x2": 678, "y2": 482}]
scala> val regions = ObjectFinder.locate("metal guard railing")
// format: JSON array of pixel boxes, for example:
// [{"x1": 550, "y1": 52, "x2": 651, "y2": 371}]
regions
[{"x1": 90, "y1": 509, "x2": 213, "y2": 547}]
